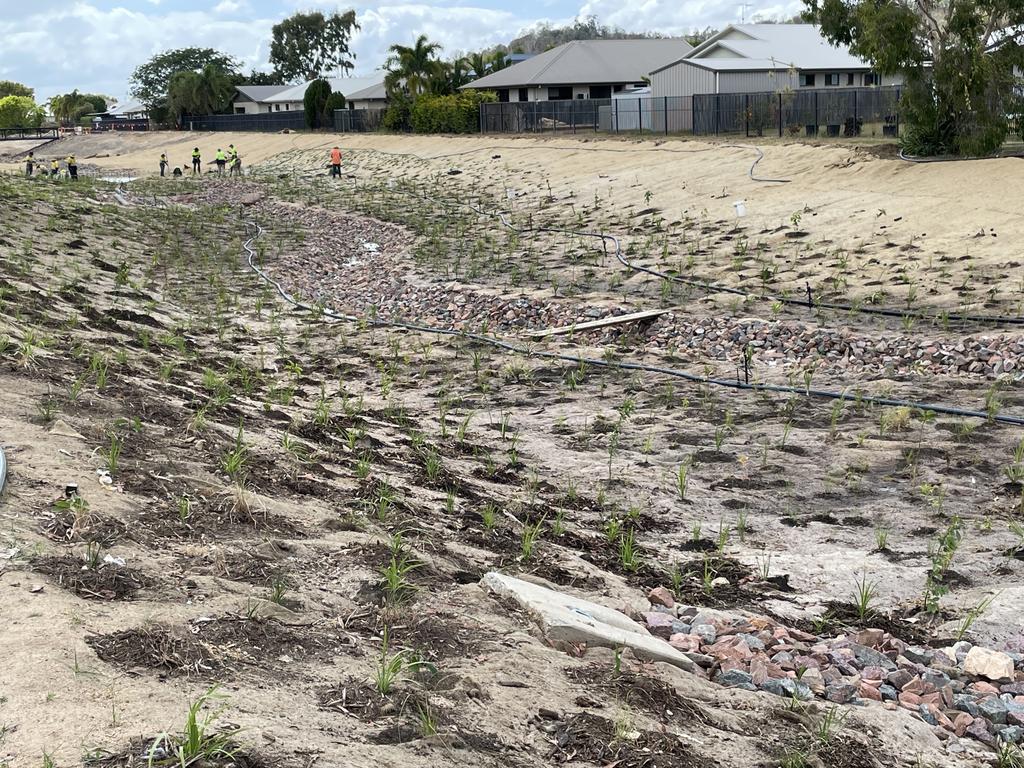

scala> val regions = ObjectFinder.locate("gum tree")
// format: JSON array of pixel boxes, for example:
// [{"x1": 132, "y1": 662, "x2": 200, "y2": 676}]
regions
[
  {"x1": 805, "y1": 0, "x2": 1024, "y2": 155},
  {"x1": 269, "y1": 10, "x2": 360, "y2": 82}
]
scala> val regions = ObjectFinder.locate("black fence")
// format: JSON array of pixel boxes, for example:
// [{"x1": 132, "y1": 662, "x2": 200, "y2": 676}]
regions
[
  {"x1": 91, "y1": 118, "x2": 150, "y2": 132},
  {"x1": 693, "y1": 87, "x2": 902, "y2": 138},
  {"x1": 480, "y1": 87, "x2": 904, "y2": 138},
  {"x1": 182, "y1": 111, "x2": 307, "y2": 132},
  {"x1": 0, "y1": 127, "x2": 59, "y2": 141},
  {"x1": 333, "y1": 108, "x2": 386, "y2": 132},
  {"x1": 480, "y1": 98, "x2": 694, "y2": 134}
]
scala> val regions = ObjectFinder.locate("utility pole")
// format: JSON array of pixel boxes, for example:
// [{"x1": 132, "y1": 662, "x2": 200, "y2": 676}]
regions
[{"x1": 738, "y1": 3, "x2": 753, "y2": 22}]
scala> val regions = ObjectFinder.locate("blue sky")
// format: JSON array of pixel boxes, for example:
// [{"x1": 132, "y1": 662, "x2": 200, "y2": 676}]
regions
[{"x1": 0, "y1": 0, "x2": 801, "y2": 103}]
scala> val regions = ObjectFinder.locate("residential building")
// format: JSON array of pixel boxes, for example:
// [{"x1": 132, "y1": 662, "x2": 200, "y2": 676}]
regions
[
  {"x1": 231, "y1": 75, "x2": 388, "y2": 114},
  {"x1": 462, "y1": 39, "x2": 692, "y2": 102},
  {"x1": 650, "y1": 24, "x2": 901, "y2": 100}
]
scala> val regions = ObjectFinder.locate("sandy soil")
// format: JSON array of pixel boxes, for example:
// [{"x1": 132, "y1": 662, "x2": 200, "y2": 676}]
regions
[{"x1": 0, "y1": 134, "x2": 1022, "y2": 768}]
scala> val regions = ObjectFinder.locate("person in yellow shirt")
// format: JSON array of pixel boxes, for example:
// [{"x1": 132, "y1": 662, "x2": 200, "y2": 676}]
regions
[
  {"x1": 191, "y1": 147, "x2": 201, "y2": 175},
  {"x1": 66, "y1": 155, "x2": 78, "y2": 181},
  {"x1": 215, "y1": 148, "x2": 226, "y2": 176},
  {"x1": 159, "y1": 153, "x2": 167, "y2": 177},
  {"x1": 50, "y1": 159, "x2": 60, "y2": 179}
]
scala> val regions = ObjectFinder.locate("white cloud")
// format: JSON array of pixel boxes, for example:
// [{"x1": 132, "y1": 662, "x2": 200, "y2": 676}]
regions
[
  {"x1": 576, "y1": 0, "x2": 803, "y2": 34},
  {"x1": 214, "y1": 0, "x2": 249, "y2": 13}
]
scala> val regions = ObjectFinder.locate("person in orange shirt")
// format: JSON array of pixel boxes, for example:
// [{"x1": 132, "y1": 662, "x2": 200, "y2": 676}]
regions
[{"x1": 329, "y1": 146, "x2": 342, "y2": 178}]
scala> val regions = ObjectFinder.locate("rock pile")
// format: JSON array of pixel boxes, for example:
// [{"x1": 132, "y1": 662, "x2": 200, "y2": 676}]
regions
[{"x1": 641, "y1": 588, "x2": 1024, "y2": 754}]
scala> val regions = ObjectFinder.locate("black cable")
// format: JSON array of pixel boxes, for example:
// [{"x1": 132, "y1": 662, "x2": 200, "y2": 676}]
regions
[{"x1": 0, "y1": 445, "x2": 6, "y2": 497}]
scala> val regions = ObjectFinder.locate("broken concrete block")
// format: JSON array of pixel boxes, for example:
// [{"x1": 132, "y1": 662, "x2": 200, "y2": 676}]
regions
[{"x1": 480, "y1": 572, "x2": 695, "y2": 673}]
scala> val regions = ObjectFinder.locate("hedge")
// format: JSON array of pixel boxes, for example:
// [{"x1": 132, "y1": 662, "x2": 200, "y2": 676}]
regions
[{"x1": 409, "y1": 91, "x2": 496, "y2": 134}]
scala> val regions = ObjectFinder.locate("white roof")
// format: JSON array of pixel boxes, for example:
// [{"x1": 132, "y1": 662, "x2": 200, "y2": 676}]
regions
[
  {"x1": 464, "y1": 39, "x2": 692, "y2": 89},
  {"x1": 267, "y1": 76, "x2": 387, "y2": 103},
  {"x1": 653, "y1": 24, "x2": 870, "y2": 74},
  {"x1": 109, "y1": 101, "x2": 147, "y2": 116}
]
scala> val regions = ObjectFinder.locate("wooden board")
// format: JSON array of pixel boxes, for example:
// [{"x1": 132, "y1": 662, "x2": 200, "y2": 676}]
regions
[{"x1": 526, "y1": 307, "x2": 673, "y2": 339}]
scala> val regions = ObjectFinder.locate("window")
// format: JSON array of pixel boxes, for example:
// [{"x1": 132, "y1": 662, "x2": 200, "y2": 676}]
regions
[
  {"x1": 799, "y1": 73, "x2": 815, "y2": 87},
  {"x1": 518, "y1": 87, "x2": 528, "y2": 102},
  {"x1": 235, "y1": 107, "x2": 245, "y2": 114},
  {"x1": 864, "y1": 72, "x2": 878, "y2": 86},
  {"x1": 847, "y1": 73, "x2": 855, "y2": 86},
  {"x1": 274, "y1": 104, "x2": 280, "y2": 111},
  {"x1": 576, "y1": 93, "x2": 586, "y2": 99},
  {"x1": 547, "y1": 86, "x2": 572, "y2": 100},
  {"x1": 825, "y1": 73, "x2": 841, "y2": 86}
]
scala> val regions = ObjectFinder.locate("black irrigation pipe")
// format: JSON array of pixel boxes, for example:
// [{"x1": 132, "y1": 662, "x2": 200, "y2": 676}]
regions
[
  {"x1": 287, "y1": 145, "x2": 1024, "y2": 328},
  {"x1": 240, "y1": 217, "x2": 1024, "y2": 427},
  {"x1": 0, "y1": 445, "x2": 6, "y2": 497}
]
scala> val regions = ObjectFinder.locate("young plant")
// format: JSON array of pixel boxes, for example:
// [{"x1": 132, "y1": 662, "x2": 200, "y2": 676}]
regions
[
  {"x1": 850, "y1": 572, "x2": 879, "y2": 621},
  {"x1": 676, "y1": 458, "x2": 691, "y2": 501},
  {"x1": 520, "y1": 517, "x2": 545, "y2": 562},
  {"x1": 146, "y1": 687, "x2": 239, "y2": 768},
  {"x1": 618, "y1": 529, "x2": 641, "y2": 574}
]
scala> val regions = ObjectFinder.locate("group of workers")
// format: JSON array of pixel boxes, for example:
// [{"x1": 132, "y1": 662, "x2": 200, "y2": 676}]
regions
[
  {"x1": 25, "y1": 151, "x2": 78, "y2": 180},
  {"x1": 159, "y1": 144, "x2": 243, "y2": 178}
]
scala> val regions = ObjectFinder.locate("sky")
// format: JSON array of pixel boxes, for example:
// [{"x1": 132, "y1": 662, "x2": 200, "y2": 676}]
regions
[{"x1": 0, "y1": 0, "x2": 803, "y2": 104}]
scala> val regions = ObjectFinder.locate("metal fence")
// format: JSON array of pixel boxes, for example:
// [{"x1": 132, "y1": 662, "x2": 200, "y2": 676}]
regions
[
  {"x1": 333, "y1": 108, "x2": 386, "y2": 132},
  {"x1": 693, "y1": 87, "x2": 902, "y2": 138},
  {"x1": 480, "y1": 98, "x2": 695, "y2": 135},
  {"x1": 0, "y1": 127, "x2": 59, "y2": 141},
  {"x1": 480, "y1": 87, "x2": 904, "y2": 137},
  {"x1": 91, "y1": 118, "x2": 150, "y2": 132},
  {"x1": 183, "y1": 111, "x2": 307, "y2": 132}
]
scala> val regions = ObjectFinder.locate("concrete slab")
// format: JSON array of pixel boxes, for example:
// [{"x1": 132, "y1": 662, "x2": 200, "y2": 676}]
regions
[{"x1": 480, "y1": 571, "x2": 695, "y2": 673}]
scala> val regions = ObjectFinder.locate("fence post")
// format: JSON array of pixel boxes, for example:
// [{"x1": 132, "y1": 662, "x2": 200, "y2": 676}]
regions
[
  {"x1": 715, "y1": 94, "x2": 720, "y2": 136},
  {"x1": 572, "y1": 100, "x2": 576, "y2": 134},
  {"x1": 814, "y1": 91, "x2": 819, "y2": 135},
  {"x1": 638, "y1": 98, "x2": 643, "y2": 134},
  {"x1": 745, "y1": 94, "x2": 749, "y2": 137},
  {"x1": 614, "y1": 99, "x2": 619, "y2": 134},
  {"x1": 778, "y1": 92, "x2": 783, "y2": 137},
  {"x1": 853, "y1": 89, "x2": 858, "y2": 136}
]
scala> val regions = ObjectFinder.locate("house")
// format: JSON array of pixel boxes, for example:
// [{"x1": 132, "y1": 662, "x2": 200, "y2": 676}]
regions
[
  {"x1": 650, "y1": 24, "x2": 901, "y2": 99},
  {"x1": 232, "y1": 85, "x2": 290, "y2": 114},
  {"x1": 462, "y1": 39, "x2": 692, "y2": 103},
  {"x1": 231, "y1": 76, "x2": 388, "y2": 114}
]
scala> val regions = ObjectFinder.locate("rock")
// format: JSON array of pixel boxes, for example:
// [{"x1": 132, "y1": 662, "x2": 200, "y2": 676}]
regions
[
  {"x1": 850, "y1": 643, "x2": 897, "y2": 672},
  {"x1": 978, "y1": 696, "x2": 1008, "y2": 725},
  {"x1": 879, "y1": 684, "x2": 898, "y2": 701},
  {"x1": 952, "y1": 712, "x2": 973, "y2": 737},
  {"x1": 479, "y1": 572, "x2": 695, "y2": 673},
  {"x1": 669, "y1": 633, "x2": 701, "y2": 653},
  {"x1": 966, "y1": 717, "x2": 996, "y2": 746},
  {"x1": 919, "y1": 704, "x2": 938, "y2": 726},
  {"x1": 644, "y1": 612, "x2": 675, "y2": 639},
  {"x1": 683, "y1": 652, "x2": 716, "y2": 669},
  {"x1": 737, "y1": 633, "x2": 766, "y2": 651},
  {"x1": 859, "y1": 681, "x2": 883, "y2": 701},
  {"x1": 825, "y1": 682, "x2": 858, "y2": 704},
  {"x1": 710, "y1": 576, "x2": 730, "y2": 588},
  {"x1": 648, "y1": 586, "x2": 675, "y2": 608},
  {"x1": 999, "y1": 726, "x2": 1023, "y2": 744},
  {"x1": 970, "y1": 680, "x2": 1002, "y2": 696},
  {"x1": 904, "y1": 646, "x2": 935, "y2": 665},
  {"x1": 854, "y1": 628, "x2": 885, "y2": 647},
  {"x1": 716, "y1": 669, "x2": 756, "y2": 690},
  {"x1": 692, "y1": 623, "x2": 717, "y2": 644},
  {"x1": 887, "y1": 669, "x2": 914, "y2": 690},
  {"x1": 802, "y1": 667, "x2": 826, "y2": 695},
  {"x1": 964, "y1": 647, "x2": 1014, "y2": 682},
  {"x1": 953, "y1": 694, "x2": 980, "y2": 717}
]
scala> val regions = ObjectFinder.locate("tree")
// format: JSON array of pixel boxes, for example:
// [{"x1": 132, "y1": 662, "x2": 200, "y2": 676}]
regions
[
  {"x1": 324, "y1": 91, "x2": 347, "y2": 114},
  {"x1": 49, "y1": 90, "x2": 107, "y2": 125},
  {"x1": 385, "y1": 35, "x2": 444, "y2": 96},
  {"x1": 167, "y1": 65, "x2": 236, "y2": 122},
  {"x1": 806, "y1": 0, "x2": 1024, "y2": 155},
  {"x1": 0, "y1": 96, "x2": 39, "y2": 129},
  {"x1": 130, "y1": 48, "x2": 240, "y2": 121},
  {"x1": 507, "y1": 15, "x2": 664, "y2": 53},
  {"x1": 467, "y1": 52, "x2": 491, "y2": 79},
  {"x1": 244, "y1": 70, "x2": 286, "y2": 86},
  {"x1": 303, "y1": 78, "x2": 332, "y2": 128},
  {"x1": 270, "y1": 10, "x2": 360, "y2": 82},
  {"x1": 0, "y1": 80, "x2": 33, "y2": 100}
]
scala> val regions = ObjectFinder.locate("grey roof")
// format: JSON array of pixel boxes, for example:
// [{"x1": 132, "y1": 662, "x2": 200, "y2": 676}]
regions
[
  {"x1": 268, "y1": 75, "x2": 387, "y2": 104},
  {"x1": 235, "y1": 85, "x2": 290, "y2": 102},
  {"x1": 463, "y1": 39, "x2": 693, "y2": 90},
  {"x1": 653, "y1": 24, "x2": 870, "y2": 74}
]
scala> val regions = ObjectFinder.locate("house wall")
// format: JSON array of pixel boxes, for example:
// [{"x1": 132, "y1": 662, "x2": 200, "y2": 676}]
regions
[
  {"x1": 232, "y1": 99, "x2": 262, "y2": 115},
  {"x1": 650, "y1": 63, "x2": 715, "y2": 103},
  {"x1": 348, "y1": 99, "x2": 387, "y2": 111},
  {"x1": 717, "y1": 71, "x2": 799, "y2": 92}
]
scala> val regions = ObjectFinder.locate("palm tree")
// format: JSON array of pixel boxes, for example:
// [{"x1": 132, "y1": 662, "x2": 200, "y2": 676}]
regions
[
  {"x1": 384, "y1": 35, "x2": 443, "y2": 96},
  {"x1": 467, "y1": 52, "x2": 491, "y2": 80},
  {"x1": 167, "y1": 64, "x2": 234, "y2": 121},
  {"x1": 49, "y1": 90, "x2": 92, "y2": 126}
]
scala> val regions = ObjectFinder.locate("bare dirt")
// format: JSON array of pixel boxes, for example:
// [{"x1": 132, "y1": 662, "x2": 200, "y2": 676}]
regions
[{"x1": 0, "y1": 131, "x2": 1021, "y2": 768}]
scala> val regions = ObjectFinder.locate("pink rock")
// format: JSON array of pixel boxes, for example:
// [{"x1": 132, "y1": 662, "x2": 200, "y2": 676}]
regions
[
  {"x1": 648, "y1": 586, "x2": 675, "y2": 609},
  {"x1": 862, "y1": 665, "x2": 885, "y2": 682},
  {"x1": 854, "y1": 628, "x2": 885, "y2": 647},
  {"x1": 644, "y1": 612, "x2": 674, "y2": 639},
  {"x1": 898, "y1": 691, "x2": 922, "y2": 707},
  {"x1": 928, "y1": 705, "x2": 953, "y2": 731},
  {"x1": 968, "y1": 680, "x2": 1001, "y2": 696},
  {"x1": 668, "y1": 633, "x2": 701, "y2": 653},
  {"x1": 920, "y1": 692, "x2": 943, "y2": 706},
  {"x1": 859, "y1": 681, "x2": 882, "y2": 701},
  {"x1": 953, "y1": 712, "x2": 973, "y2": 737}
]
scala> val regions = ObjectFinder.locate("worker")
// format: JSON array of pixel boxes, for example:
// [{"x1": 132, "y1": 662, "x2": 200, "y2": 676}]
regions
[
  {"x1": 191, "y1": 147, "x2": 201, "y2": 175},
  {"x1": 25, "y1": 151, "x2": 35, "y2": 177},
  {"x1": 67, "y1": 154, "x2": 78, "y2": 181},
  {"x1": 172, "y1": 166, "x2": 183, "y2": 178},
  {"x1": 229, "y1": 150, "x2": 243, "y2": 177},
  {"x1": 159, "y1": 153, "x2": 168, "y2": 177},
  {"x1": 50, "y1": 159, "x2": 60, "y2": 179},
  {"x1": 330, "y1": 146, "x2": 342, "y2": 178},
  {"x1": 215, "y1": 148, "x2": 226, "y2": 176},
  {"x1": 227, "y1": 143, "x2": 237, "y2": 163}
]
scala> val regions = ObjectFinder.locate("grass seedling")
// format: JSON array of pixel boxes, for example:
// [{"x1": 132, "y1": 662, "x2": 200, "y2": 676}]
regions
[
  {"x1": 480, "y1": 502, "x2": 497, "y2": 531},
  {"x1": 618, "y1": 529, "x2": 641, "y2": 573},
  {"x1": 146, "y1": 687, "x2": 238, "y2": 768},
  {"x1": 379, "y1": 549, "x2": 420, "y2": 606},
  {"x1": 850, "y1": 572, "x2": 879, "y2": 621},
  {"x1": 520, "y1": 517, "x2": 545, "y2": 562},
  {"x1": 874, "y1": 527, "x2": 890, "y2": 551},
  {"x1": 269, "y1": 576, "x2": 289, "y2": 605},
  {"x1": 676, "y1": 458, "x2": 691, "y2": 500},
  {"x1": 221, "y1": 423, "x2": 248, "y2": 480},
  {"x1": 954, "y1": 592, "x2": 1000, "y2": 642},
  {"x1": 101, "y1": 432, "x2": 123, "y2": 476}
]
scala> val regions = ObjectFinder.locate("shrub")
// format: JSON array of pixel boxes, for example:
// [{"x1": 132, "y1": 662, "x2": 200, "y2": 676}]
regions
[
  {"x1": 382, "y1": 93, "x2": 411, "y2": 131},
  {"x1": 409, "y1": 90, "x2": 496, "y2": 134},
  {"x1": 0, "y1": 95, "x2": 39, "y2": 129},
  {"x1": 303, "y1": 78, "x2": 332, "y2": 129}
]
